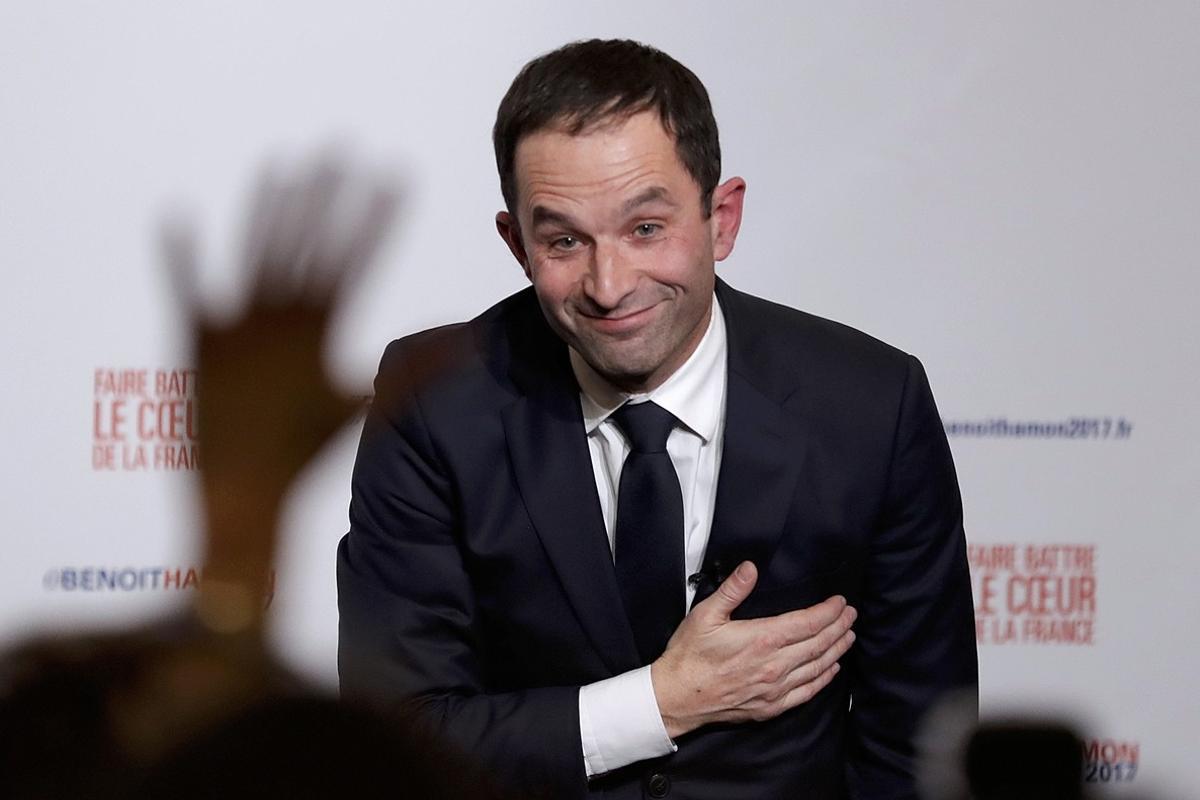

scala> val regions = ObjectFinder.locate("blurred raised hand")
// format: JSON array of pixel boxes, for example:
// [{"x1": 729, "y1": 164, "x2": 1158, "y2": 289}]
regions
[
  {"x1": 1, "y1": 158, "x2": 512, "y2": 799},
  {"x1": 163, "y1": 156, "x2": 399, "y2": 634}
]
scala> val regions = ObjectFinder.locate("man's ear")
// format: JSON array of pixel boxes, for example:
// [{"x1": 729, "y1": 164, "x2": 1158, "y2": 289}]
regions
[
  {"x1": 495, "y1": 211, "x2": 531, "y2": 279},
  {"x1": 709, "y1": 177, "x2": 746, "y2": 262}
]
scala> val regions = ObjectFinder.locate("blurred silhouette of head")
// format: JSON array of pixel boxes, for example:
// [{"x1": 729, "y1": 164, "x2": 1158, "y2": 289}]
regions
[{"x1": 967, "y1": 721, "x2": 1084, "y2": 800}]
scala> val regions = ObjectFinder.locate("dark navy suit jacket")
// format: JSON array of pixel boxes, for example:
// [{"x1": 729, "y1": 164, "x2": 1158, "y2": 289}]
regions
[{"x1": 337, "y1": 279, "x2": 977, "y2": 799}]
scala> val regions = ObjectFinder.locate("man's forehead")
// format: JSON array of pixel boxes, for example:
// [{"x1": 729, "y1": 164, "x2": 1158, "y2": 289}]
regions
[{"x1": 513, "y1": 111, "x2": 692, "y2": 207}]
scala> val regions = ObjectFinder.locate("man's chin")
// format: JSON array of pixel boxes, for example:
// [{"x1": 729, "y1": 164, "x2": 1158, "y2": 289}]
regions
[{"x1": 579, "y1": 352, "x2": 661, "y2": 392}]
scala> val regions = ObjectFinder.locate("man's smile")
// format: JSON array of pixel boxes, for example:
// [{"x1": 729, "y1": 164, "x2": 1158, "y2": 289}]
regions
[{"x1": 578, "y1": 301, "x2": 664, "y2": 335}]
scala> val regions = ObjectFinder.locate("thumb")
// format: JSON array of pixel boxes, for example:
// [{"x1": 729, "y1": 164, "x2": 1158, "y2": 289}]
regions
[{"x1": 700, "y1": 561, "x2": 757, "y2": 622}]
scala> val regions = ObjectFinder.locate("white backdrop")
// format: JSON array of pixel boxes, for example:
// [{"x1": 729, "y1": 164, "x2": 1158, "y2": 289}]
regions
[{"x1": 2, "y1": 2, "x2": 1197, "y2": 796}]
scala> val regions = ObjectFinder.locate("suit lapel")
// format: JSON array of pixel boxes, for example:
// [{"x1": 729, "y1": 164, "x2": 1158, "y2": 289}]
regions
[
  {"x1": 692, "y1": 283, "x2": 805, "y2": 607},
  {"x1": 500, "y1": 331, "x2": 641, "y2": 675}
]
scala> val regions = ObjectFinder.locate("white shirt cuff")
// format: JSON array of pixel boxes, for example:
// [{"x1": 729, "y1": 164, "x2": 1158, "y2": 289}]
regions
[{"x1": 578, "y1": 665, "x2": 677, "y2": 778}]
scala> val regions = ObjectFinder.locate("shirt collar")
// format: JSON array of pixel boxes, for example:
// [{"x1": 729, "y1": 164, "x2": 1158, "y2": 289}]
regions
[{"x1": 571, "y1": 294, "x2": 727, "y2": 443}]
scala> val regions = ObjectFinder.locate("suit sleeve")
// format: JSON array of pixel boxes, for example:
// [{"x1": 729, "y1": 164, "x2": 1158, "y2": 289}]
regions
[
  {"x1": 336, "y1": 342, "x2": 587, "y2": 800},
  {"x1": 845, "y1": 355, "x2": 979, "y2": 799}
]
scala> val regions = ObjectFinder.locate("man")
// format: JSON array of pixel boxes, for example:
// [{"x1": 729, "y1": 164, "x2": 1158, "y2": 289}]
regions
[{"x1": 338, "y1": 39, "x2": 977, "y2": 799}]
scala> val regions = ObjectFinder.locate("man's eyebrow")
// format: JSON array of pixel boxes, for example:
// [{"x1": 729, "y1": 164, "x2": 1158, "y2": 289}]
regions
[
  {"x1": 529, "y1": 188, "x2": 677, "y2": 228},
  {"x1": 530, "y1": 206, "x2": 575, "y2": 228},
  {"x1": 621, "y1": 186, "x2": 677, "y2": 215}
]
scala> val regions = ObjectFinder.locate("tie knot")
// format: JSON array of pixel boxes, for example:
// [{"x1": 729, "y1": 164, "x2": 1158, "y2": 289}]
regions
[{"x1": 611, "y1": 401, "x2": 677, "y2": 453}]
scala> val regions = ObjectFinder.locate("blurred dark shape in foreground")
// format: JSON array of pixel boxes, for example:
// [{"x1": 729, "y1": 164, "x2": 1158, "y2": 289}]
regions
[
  {"x1": 925, "y1": 714, "x2": 1163, "y2": 800},
  {"x1": 0, "y1": 621, "x2": 510, "y2": 798},
  {"x1": 915, "y1": 686, "x2": 1169, "y2": 800},
  {"x1": 138, "y1": 693, "x2": 503, "y2": 798},
  {"x1": 967, "y1": 721, "x2": 1085, "y2": 800},
  {"x1": 0, "y1": 621, "x2": 278, "y2": 798},
  {"x1": 0, "y1": 156, "x2": 511, "y2": 799}
]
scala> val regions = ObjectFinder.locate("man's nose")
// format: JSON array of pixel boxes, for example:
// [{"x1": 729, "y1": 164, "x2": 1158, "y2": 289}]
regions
[{"x1": 582, "y1": 240, "x2": 637, "y2": 311}]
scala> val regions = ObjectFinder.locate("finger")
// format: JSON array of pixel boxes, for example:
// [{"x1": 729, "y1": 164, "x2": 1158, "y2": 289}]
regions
[
  {"x1": 243, "y1": 165, "x2": 292, "y2": 303},
  {"x1": 279, "y1": 156, "x2": 343, "y2": 297},
  {"x1": 160, "y1": 215, "x2": 203, "y2": 329},
  {"x1": 770, "y1": 595, "x2": 851, "y2": 645},
  {"x1": 776, "y1": 661, "x2": 841, "y2": 712},
  {"x1": 260, "y1": 175, "x2": 312, "y2": 301},
  {"x1": 317, "y1": 181, "x2": 400, "y2": 304},
  {"x1": 695, "y1": 561, "x2": 757, "y2": 622},
  {"x1": 770, "y1": 606, "x2": 855, "y2": 676},
  {"x1": 777, "y1": 626, "x2": 855, "y2": 693}
]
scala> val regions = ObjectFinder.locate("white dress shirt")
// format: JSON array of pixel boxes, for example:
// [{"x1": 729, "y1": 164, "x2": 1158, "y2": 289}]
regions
[{"x1": 571, "y1": 296, "x2": 728, "y2": 778}]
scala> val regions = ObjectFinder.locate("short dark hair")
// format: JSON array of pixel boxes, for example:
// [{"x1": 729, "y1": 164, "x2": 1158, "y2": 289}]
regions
[{"x1": 493, "y1": 39, "x2": 722, "y2": 217}]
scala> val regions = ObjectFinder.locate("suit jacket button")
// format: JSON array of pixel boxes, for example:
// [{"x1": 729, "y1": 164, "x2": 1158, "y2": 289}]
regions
[{"x1": 646, "y1": 772, "x2": 671, "y2": 798}]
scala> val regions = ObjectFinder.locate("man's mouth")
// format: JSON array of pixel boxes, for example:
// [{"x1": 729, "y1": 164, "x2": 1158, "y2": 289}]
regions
[{"x1": 581, "y1": 303, "x2": 660, "y2": 334}]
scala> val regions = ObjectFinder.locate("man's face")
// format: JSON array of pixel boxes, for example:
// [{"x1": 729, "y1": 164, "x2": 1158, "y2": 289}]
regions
[{"x1": 496, "y1": 110, "x2": 745, "y2": 393}]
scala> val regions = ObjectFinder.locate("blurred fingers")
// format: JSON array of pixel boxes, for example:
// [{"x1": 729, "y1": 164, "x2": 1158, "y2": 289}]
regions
[
  {"x1": 160, "y1": 214, "x2": 202, "y2": 327},
  {"x1": 239, "y1": 155, "x2": 398, "y2": 309},
  {"x1": 319, "y1": 179, "x2": 399, "y2": 303},
  {"x1": 244, "y1": 164, "x2": 289, "y2": 302},
  {"x1": 273, "y1": 156, "x2": 343, "y2": 294}
]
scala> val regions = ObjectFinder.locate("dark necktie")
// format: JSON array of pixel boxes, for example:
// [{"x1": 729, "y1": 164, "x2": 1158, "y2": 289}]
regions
[{"x1": 611, "y1": 401, "x2": 685, "y2": 664}]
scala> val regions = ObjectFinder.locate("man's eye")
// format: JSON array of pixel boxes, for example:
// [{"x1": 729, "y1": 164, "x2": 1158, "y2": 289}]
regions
[
  {"x1": 552, "y1": 236, "x2": 579, "y2": 250},
  {"x1": 634, "y1": 223, "x2": 661, "y2": 237}
]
